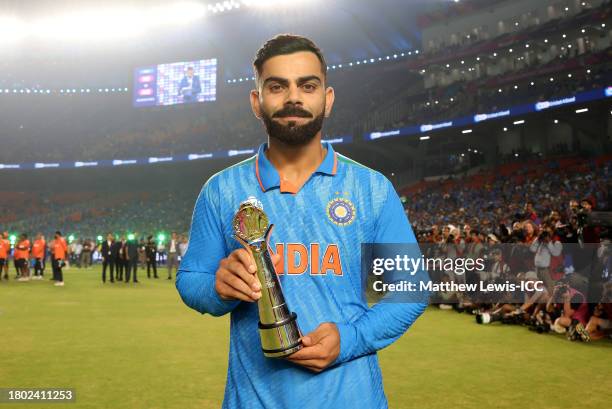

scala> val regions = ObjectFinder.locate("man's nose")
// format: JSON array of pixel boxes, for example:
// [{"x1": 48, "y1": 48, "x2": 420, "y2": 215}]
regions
[{"x1": 285, "y1": 84, "x2": 302, "y2": 105}]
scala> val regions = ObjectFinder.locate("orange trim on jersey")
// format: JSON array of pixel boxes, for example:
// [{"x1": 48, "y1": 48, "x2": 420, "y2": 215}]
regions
[
  {"x1": 255, "y1": 155, "x2": 266, "y2": 192},
  {"x1": 331, "y1": 152, "x2": 338, "y2": 175}
]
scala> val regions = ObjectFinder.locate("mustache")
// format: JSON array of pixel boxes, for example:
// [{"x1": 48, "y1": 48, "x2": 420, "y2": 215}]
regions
[{"x1": 272, "y1": 105, "x2": 313, "y2": 118}]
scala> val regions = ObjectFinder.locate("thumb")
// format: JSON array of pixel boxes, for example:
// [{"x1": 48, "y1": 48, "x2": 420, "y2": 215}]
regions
[
  {"x1": 301, "y1": 324, "x2": 326, "y2": 346},
  {"x1": 300, "y1": 335, "x2": 314, "y2": 346}
]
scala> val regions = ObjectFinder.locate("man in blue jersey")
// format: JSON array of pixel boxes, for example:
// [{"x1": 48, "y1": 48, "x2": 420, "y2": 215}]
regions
[{"x1": 176, "y1": 34, "x2": 428, "y2": 408}]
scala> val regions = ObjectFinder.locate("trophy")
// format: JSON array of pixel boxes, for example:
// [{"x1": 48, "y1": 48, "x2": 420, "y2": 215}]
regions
[{"x1": 233, "y1": 197, "x2": 302, "y2": 358}]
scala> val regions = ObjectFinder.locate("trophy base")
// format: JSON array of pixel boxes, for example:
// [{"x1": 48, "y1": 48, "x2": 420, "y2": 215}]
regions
[
  {"x1": 262, "y1": 342, "x2": 302, "y2": 358},
  {"x1": 259, "y1": 312, "x2": 302, "y2": 358}
]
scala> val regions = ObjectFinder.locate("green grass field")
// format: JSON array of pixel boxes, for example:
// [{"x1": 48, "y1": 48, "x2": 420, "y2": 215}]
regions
[{"x1": 1, "y1": 266, "x2": 610, "y2": 409}]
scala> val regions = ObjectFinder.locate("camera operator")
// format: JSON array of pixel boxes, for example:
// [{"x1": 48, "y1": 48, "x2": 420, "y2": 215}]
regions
[
  {"x1": 546, "y1": 280, "x2": 589, "y2": 341},
  {"x1": 530, "y1": 224, "x2": 563, "y2": 291},
  {"x1": 487, "y1": 248, "x2": 510, "y2": 281},
  {"x1": 503, "y1": 221, "x2": 533, "y2": 276},
  {"x1": 585, "y1": 283, "x2": 612, "y2": 341},
  {"x1": 576, "y1": 198, "x2": 600, "y2": 244},
  {"x1": 516, "y1": 271, "x2": 550, "y2": 324}
]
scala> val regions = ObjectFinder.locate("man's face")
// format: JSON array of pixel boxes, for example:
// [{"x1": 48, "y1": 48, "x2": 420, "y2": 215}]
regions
[
  {"x1": 187, "y1": 68, "x2": 194, "y2": 78},
  {"x1": 250, "y1": 51, "x2": 334, "y2": 146},
  {"x1": 107, "y1": 234, "x2": 113, "y2": 241}
]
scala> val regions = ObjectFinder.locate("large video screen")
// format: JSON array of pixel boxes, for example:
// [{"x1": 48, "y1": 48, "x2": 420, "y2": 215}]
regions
[{"x1": 133, "y1": 58, "x2": 217, "y2": 107}]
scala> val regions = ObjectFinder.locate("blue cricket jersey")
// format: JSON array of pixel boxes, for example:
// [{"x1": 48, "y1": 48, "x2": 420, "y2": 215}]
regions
[{"x1": 177, "y1": 141, "x2": 428, "y2": 409}]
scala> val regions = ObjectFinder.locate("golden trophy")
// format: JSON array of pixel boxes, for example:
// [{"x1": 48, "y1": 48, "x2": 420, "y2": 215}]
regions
[{"x1": 233, "y1": 197, "x2": 302, "y2": 358}]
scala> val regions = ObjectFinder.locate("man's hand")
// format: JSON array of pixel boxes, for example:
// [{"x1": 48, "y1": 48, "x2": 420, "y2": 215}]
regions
[
  {"x1": 286, "y1": 323, "x2": 340, "y2": 373},
  {"x1": 562, "y1": 291, "x2": 572, "y2": 303},
  {"x1": 215, "y1": 248, "x2": 281, "y2": 302}
]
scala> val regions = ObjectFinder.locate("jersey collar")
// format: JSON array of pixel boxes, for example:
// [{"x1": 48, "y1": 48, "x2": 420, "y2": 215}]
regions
[{"x1": 255, "y1": 141, "x2": 338, "y2": 193}]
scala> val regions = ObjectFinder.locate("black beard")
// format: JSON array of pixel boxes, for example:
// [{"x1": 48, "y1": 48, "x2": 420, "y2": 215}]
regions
[{"x1": 261, "y1": 108, "x2": 325, "y2": 147}]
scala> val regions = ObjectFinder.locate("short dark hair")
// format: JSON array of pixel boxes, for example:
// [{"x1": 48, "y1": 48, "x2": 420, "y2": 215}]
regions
[{"x1": 253, "y1": 34, "x2": 327, "y2": 83}]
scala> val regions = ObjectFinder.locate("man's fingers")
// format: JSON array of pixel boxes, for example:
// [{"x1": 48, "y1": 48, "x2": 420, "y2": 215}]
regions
[
  {"x1": 217, "y1": 279, "x2": 260, "y2": 302},
  {"x1": 227, "y1": 260, "x2": 261, "y2": 291},
  {"x1": 231, "y1": 248, "x2": 257, "y2": 274},
  {"x1": 222, "y1": 272, "x2": 261, "y2": 301},
  {"x1": 286, "y1": 344, "x2": 326, "y2": 361}
]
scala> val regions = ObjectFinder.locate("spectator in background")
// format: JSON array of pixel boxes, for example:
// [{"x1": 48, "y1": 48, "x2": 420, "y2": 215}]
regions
[
  {"x1": 138, "y1": 238, "x2": 147, "y2": 270},
  {"x1": 157, "y1": 239, "x2": 166, "y2": 266},
  {"x1": 125, "y1": 235, "x2": 139, "y2": 283},
  {"x1": 524, "y1": 202, "x2": 537, "y2": 222},
  {"x1": 15, "y1": 233, "x2": 31, "y2": 282},
  {"x1": 146, "y1": 235, "x2": 158, "y2": 279},
  {"x1": 522, "y1": 220, "x2": 538, "y2": 245},
  {"x1": 115, "y1": 236, "x2": 127, "y2": 282},
  {"x1": 101, "y1": 233, "x2": 116, "y2": 283},
  {"x1": 69, "y1": 240, "x2": 77, "y2": 266},
  {"x1": 51, "y1": 231, "x2": 68, "y2": 287},
  {"x1": 0, "y1": 232, "x2": 8, "y2": 281},
  {"x1": 178, "y1": 234, "x2": 188, "y2": 261},
  {"x1": 74, "y1": 240, "x2": 83, "y2": 268},
  {"x1": 32, "y1": 233, "x2": 46, "y2": 279},
  {"x1": 167, "y1": 232, "x2": 179, "y2": 280},
  {"x1": 81, "y1": 239, "x2": 92, "y2": 269}
]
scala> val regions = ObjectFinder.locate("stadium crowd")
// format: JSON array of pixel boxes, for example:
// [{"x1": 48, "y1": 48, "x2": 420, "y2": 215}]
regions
[{"x1": 405, "y1": 154, "x2": 611, "y2": 343}]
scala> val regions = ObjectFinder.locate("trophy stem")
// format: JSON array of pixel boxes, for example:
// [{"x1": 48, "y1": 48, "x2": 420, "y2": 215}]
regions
[{"x1": 233, "y1": 201, "x2": 302, "y2": 358}]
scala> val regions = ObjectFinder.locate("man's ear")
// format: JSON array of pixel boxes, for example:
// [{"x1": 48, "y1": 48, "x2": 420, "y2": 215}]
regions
[
  {"x1": 324, "y1": 86, "x2": 335, "y2": 118},
  {"x1": 250, "y1": 89, "x2": 262, "y2": 119}
]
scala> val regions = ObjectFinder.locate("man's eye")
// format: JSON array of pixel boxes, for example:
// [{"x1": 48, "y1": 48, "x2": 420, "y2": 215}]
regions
[
  {"x1": 303, "y1": 84, "x2": 316, "y2": 91},
  {"x1": 269, "y1": 84, "x2": 283, "y2": 92}
]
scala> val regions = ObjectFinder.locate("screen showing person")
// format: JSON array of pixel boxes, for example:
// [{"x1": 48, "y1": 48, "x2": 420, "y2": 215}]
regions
[{"x1": 133, "y1": 58, "x2": 217, "y2": 107}]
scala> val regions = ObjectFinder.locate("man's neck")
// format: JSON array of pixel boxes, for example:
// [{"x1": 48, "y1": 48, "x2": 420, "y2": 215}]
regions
[{"x1": 265, "y1": 134, "x2": 326, "y2": 187}]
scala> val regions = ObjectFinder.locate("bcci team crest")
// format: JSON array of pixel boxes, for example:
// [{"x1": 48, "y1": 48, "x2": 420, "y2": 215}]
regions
[{"x1": 327, "y1": 197, "x2": 356, "y2": 226}]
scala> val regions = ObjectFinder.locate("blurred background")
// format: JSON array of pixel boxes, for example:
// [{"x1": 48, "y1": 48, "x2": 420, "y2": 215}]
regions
[{"x1": 0, "y1": 0, "x2": 610, "y2": 244}]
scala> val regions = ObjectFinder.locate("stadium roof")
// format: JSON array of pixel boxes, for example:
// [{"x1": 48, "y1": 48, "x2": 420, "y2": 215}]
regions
[{"x1": 0, "y1": 0, "x2": 433, "y2": 80}]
